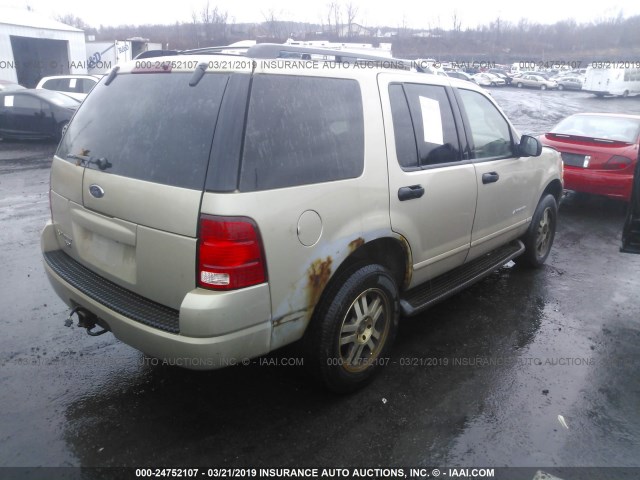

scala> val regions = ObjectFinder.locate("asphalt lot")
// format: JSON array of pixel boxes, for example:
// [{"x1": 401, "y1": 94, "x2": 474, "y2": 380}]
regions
[{"x1": 0, "y1": 87, "x2": 639, "y2": 479}]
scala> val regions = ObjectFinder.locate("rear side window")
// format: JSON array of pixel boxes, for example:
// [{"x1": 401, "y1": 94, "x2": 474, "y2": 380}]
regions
[
  {"x1": 42, "y1": 79, "x2": 65, "y2": 91},
  {"x1": 239, "y1": 75, "x2": 364, "y2": 191},
  {"x1": 14, "y1": 94, "x2": 41, "y2": 109},
  {"x1": 57, "y1": 73, "x2": 229, "y2": 190}
]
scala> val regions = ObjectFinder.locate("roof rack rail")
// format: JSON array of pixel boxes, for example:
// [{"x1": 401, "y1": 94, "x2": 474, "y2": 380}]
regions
[
  {"x1": 135, "y1": 49, "x2": 180, "y2": 59},
  {"x1": 181, "y1": 45, "x2": 252, "y2": 55},
  {"x1": 135, "y1": 45, "x2": 250, "y2": 59},
  {"x1": 134, "y1": 43, "x2": 427, "y2": 73},
  {"x1": 245, "y1": 43, "x2": 424, "y2": 72}
]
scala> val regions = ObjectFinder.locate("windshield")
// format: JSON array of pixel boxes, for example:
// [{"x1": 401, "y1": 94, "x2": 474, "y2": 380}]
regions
[
  {"x1": 36, "y1": 89, "x2": 81, "y2": 108},
  {"x1": 550, "y1": 114, "x2": 640, "y2": 143}
]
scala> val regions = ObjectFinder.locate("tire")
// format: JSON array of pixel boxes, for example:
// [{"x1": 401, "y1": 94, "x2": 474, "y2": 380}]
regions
[
  {"x1": 541, "y1": 84, "x2": 547, "y2": 90},
  {"x1": 517, "y1": 82, "x2": 523, "y2": 88},
  {"x1": 306, "y1": 264, "x2": 399, "y2": 393},
  {"x1": 558, "y1": 84, "x2": 564, "y2": 91},
  {"x1": 518, "y1": 194, "x2": 558, "y2": 267}
]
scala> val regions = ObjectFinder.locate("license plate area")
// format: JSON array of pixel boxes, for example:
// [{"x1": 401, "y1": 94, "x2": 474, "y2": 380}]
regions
[
  {"x1": 561, "y1": 152, "x2": 587, "y2": 167},
  {"x1": 70, "y1": 205, "x2": 137, "y2": 286}
]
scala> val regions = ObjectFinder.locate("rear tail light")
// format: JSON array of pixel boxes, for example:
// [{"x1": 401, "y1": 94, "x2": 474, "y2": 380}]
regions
[
  {"x1": 197, "y1": 215, "x2": 266, "y2": 290},
  {"x1": 603, "y1": 156, "x2": 632, "y2": 170}
]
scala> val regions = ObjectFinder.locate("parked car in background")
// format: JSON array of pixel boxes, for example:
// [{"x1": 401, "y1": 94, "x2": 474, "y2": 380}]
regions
[
  {"x1": 36, "y1": 75, "x2": 102, "y2": 101},
  {"x1": 513, "y1": 71, "x2": 552, "y2": 80},
  {"x1": 515, "y1": 75, "x2": 558, "y2": 90},
  {"x1": 446, "y1": 70, "x2": 477, "y2": 83},
  {"x1": 540, "y1": 113, "x2": 640, "y2": 201},
  {"x1": 0, "y1": 89, "x2": 80, "y2": 141},
  {"x1": 488, "y1": 68, "x2": 513, "y2": 85},
  {"x1": 0, "y1": 80, "x2": 26, "y2": 92},
  {"x1": 556, "y1": 76, "x2": 583, "y2": 91},
  {"x1": 472, "y1": 72, "x2": 506, "y2": 86},
  {"x1": 583, "y1": 65, "x2": 640, "y2": 97}
]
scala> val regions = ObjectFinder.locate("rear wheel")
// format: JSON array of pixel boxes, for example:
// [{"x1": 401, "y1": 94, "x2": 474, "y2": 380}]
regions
[
  {"x1": 541, "y1": 84, "x2": 548, "y2": 90},
  {"x1": 517, "y1": 82, "x2": 523, "y2": 88},
  {"x1": 306, "y1": 264, "x2": 399, "y2": 393},
  {"x1": 518, "y1": 194, "x2": 557, "y2": 267},
  {"x1": 558, "y1": 84, "x2": 565, "y2": 91}
]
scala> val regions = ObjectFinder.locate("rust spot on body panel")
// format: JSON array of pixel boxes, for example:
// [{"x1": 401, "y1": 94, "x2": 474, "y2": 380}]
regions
[
  {"x1": 307, "y1": 257, "x2": 333, "y2": 309},
  {"x1": 348, "y1": 237, "x2": 365, "y2": 252}
]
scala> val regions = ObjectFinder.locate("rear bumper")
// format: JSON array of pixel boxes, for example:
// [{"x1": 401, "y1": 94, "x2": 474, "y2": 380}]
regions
[
  {"x1": 41, "y1": 221, "x2": 272, "y2": 369},
  {"x1": 563, "y1": 167, "x2": 632, "y2": 201}
]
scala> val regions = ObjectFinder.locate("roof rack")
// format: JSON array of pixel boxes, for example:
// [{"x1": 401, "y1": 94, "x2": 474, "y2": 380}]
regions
[
  {"x1": 246, "y1": 43, "x2": 423, "y2": 72},
  {"x1": 135, "y1": 43, "x2": 426, "y2": 73}
]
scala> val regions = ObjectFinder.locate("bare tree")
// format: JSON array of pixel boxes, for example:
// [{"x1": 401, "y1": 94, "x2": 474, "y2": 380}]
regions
[
  {"x1": 452, "y1": 10, "x2": 462, "y2": 33},
  {"x1": 262, "y1": 10, "x2": 286, "y2": 40},
  {"x1": 333, "y1": 3, "x2": 342, "y2": 37},
  {"x1": 55, "y1": 14, "x2": 90, "y2": 30},
  {"x1": 191, "y1": 1, "x2": 229, "y2": 45},
  {"x1": 345, "y1": 1, "x2": 358, "y2": 38}
]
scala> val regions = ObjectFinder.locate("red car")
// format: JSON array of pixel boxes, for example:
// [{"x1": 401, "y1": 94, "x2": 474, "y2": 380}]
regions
[{"x1": 540, "y1": 113, "x2": 640, "y2": 201}]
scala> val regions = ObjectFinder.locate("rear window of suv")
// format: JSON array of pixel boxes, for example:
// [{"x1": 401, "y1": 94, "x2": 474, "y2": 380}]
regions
[
  {"x1": 57, "y1": 73, "x2": 229, "y2": 190},
  {"x1": 239, "y1": 75, "x2": 364, "y2": 191}
]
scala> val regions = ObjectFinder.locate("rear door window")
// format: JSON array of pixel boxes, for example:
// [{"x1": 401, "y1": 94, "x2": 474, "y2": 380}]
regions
[
  {"x1": 57, "y1": 73, "x2": 229, "y2": 190},
  {"x1": 388, "y1": 83, "x2": 462, "y2": 169},
  {"x1": 239, "y1": 75, "x2": 364, "y2": 191}
]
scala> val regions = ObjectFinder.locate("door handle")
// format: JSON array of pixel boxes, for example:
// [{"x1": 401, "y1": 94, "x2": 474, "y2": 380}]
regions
[
  {"x1": 482, "y1": 172, "x2": 500, "y2": 184},
  {"x1": 398, "y1": 185, "x2": 425, "y2": 201}
]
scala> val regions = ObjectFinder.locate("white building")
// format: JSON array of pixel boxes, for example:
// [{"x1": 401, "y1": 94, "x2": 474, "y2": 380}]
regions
[{"x1": 0, "y1": 7, "x2": 86, "y2": 87}]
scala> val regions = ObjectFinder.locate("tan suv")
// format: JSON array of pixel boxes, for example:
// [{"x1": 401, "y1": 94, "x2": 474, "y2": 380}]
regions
[{"x1": 41, "y1": 44, "x2": 563, "y2": 392}]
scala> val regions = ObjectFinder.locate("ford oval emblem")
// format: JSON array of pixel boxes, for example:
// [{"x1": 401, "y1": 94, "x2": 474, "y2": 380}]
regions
[{"x1": 89, "y1": 184, "x2": 105, "y2": 198}]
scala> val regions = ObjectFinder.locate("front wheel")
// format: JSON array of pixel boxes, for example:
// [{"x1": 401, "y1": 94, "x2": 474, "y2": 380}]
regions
[
  {"x1": 541, "y1": 84, "x2": 548, "y2": 90},
  {"x1": 518, "y1": 194, "x2": 558, "y2": 267},
  {"x1": 558, "y1": 84, "x2": 565, "y2": 91},
  {"x1": 517, "y1": 82, "x2": 523, "y2": 88},
  {"x1": 306, "y1": 264, "x2": 399, "y2": 393}
]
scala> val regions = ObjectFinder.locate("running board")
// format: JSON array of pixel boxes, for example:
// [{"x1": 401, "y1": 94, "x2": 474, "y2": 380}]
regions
[{"x1": 400, "y1": 240, "x2": 525, "y2": 317}]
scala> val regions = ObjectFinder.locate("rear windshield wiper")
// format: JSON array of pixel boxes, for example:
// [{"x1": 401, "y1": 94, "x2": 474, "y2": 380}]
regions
[{"x1": 67, "y1": 153, "x2": 112, "y2": 171}]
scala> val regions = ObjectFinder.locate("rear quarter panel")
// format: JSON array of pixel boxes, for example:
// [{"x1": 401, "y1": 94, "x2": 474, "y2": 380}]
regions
[{"x1": 200, "y1": 68, "x2": 393, "y2": 349}]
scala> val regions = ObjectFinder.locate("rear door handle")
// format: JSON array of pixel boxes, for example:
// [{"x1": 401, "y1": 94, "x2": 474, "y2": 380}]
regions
[
  {"x1": 398, "y1": 185, "x2": 425, "y2": 201},
  {"x1": 482, "y1": 172, "x2": 500, "y2": 184}
]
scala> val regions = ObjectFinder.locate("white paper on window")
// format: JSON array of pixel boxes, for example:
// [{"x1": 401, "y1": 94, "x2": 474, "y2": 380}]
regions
[
  {"x1": 419, "y1": 96, "x2": 444, "y2": 145},
  {"x1": 4, "y1": 95, "x2": 14, "y2": 107},
  {"x1": 69, "y1": 79, "x2": 77, "y2": 88}
]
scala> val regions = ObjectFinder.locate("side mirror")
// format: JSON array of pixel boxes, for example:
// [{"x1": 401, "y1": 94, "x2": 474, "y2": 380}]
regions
[{"x1": 519, "y1": 135, "x2": 542, "y2": 157}]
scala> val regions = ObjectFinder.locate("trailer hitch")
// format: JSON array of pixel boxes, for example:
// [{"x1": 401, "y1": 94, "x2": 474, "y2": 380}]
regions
[{"x1": 65, "y1": 306, "x2": 109, "y2": 336}]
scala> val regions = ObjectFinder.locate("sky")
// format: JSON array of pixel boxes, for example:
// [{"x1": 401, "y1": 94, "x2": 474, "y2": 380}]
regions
[{"x1": 2, "y1": 0, "x2": 640, "y2": 30}]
